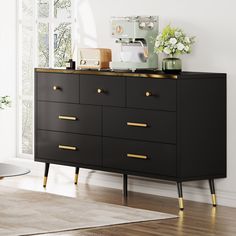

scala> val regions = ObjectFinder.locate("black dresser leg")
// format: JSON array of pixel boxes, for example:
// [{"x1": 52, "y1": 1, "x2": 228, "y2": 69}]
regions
[
  {"x1": 177, "y1": 182, "x2": 184, "y2": 211},
  {"x1": 123, "y1": 174, "x2": 128, "y2": 198},
  {"x1": 74, "y1": 167, "x2": 80, "y2": 185},
  {"x1": 209, "y1": 179, "x2": 217, "y2": 207},
  {"x1": 43, "y1": 163, "x2": 50, "y2": 188}
]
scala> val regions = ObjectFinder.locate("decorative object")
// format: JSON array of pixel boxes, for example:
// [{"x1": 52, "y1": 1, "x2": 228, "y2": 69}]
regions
[
  {"x1": 78, "y1": 48, "x2": 112, "y2": 70},
  {"x1": 110, "y1": 16, "x2": 159, "y2": 71},
  {"x1": 154, "y1": 24, "x2": 195, "y2": 73},
  {"x1": 66, "y1": 59, "x2": 76, "y2": 70},
  {"x1": 0, "y1": 186, "x2": 176, "y2": 236},
  {"x1": 0, "y1": 96, "x2": 11, "y2": 109}
]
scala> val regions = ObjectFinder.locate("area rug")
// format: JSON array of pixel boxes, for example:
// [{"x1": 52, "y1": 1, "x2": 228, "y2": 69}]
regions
[{"x1": 0, "y1": 186, "x2": 176, "y2": 236}]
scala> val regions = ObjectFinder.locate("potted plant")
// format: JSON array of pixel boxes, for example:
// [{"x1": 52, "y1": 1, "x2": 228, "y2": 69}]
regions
[
  {"x1": 154, "y1": 24, "x2": 195, "y2": 73},
  {"x1": 0, "y1": 96, "x2": 11, "y2": 110}
]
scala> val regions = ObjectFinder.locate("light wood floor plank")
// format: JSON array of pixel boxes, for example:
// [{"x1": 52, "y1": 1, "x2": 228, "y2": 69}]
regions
[{"x1": 1, "y1": 174, "x2": 236, "y2": 236}]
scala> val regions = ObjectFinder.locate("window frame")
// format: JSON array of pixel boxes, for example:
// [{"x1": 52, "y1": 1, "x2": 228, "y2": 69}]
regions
[{"x1": 17, "y1": 0, "x2": 76, "y2": 159}]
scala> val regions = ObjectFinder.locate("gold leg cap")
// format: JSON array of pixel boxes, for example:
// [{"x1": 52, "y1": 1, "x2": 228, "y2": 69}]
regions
[
  {"x1": 43, "y1": 176, "x2": 47, "y2": 188},
  {"x1": 179, "y1": 197, "x2": 184, "y2": 211},
  {"x1": 212, "y1": 194, "x2": 217, "y2": 207},
  {"x1": 74, "y1": 174, "x2": 79, "y2": 185}
]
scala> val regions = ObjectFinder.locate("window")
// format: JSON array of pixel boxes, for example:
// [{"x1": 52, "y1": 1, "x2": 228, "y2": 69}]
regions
[{"x1": 18, "y1": 0, "x2": 76, "y2": 157}]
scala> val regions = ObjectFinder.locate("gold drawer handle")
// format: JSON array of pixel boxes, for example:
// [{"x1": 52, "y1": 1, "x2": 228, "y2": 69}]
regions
[
  {"x1": 53, "y1": 86, "x2": 61, "y2": 91},
  {"x1": 145, "y1": 91, "x2": 152, "y2": 97},
  {"x1": 58, "y1": 115, "x2": 77, "y2": 121},
  {"x1": 127, "y1": 153, "x2": 148, "y2": 160},
  {"x1": 58, "y1": 145, "x2": 77, "y2": 151},
  {"x1": 97, "y1": 88, "x2": 103, "y2": 94},
  {"x1": 127, "y1": 122, "x2": 148, "y2": 128}
]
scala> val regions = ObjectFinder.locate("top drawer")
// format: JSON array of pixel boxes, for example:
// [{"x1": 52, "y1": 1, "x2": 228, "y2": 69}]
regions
[
  {"x1": 127, "y1": 78, "x2": 176, "y2": 111},
  {"x1": 36, "y1": 73, "x2": 79, "y2": 103},
  {"x1": 80, "y1": 75, "x2": 125, "y2": 107}
]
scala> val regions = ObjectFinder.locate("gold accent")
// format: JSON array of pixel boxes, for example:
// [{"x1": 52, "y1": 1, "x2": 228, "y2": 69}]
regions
[
  {"x1": 35, "y1": 68, "x2": 178, "y2": 80},
  {"x1": 145, "y1": 91, "x2": 152, "y2": 97},
  {"x1": 179, "y1": 197, "x2": 184, "y2": 210},
  {"x1": 53, "y1": 85, "x2": 60, "y2": 91},
  {"x1": 58, "y1": 115, "x2": 77, "y2": 121},
  {"x1": 127, "y1": 153, "x2": 148, "y2": 160},
  {"x1": 43, "y1": 176, "x2": 47, "y2": 188},
  {"x1": 74, "y1": 174, "x2": 79, "y2": 185},
  {"x1": 212, "y1": 194, "x2": 217, "y2": 206},
  {"x1": 97, "y1": 88, "x2": 103, "y2": 94},
  {"x1": 58, "y1": 145, "x2": 77, "y2": 151},
  {"x1": 116, "y1": 25, "x2": 123, "y2": 34},
  {"x1": 127, "y1": 122, "x2": 148, "y2": 128}
]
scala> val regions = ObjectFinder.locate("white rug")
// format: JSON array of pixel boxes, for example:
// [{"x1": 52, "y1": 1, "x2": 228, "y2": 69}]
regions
[{"x1": 0, "y1": 186, "x2": 176, "y2": 236}]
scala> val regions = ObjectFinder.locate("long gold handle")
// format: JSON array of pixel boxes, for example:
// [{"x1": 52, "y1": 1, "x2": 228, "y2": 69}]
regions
[
  {"x1": 127, "y1": 153, "x2": 148, "y2": 160},
  {"x1": 58, "y1": 145, "x2": 77, "y2": 151},
  {"x1": 127, "y1": 122, "x2": 148, "y2": 128},
  {"x1": 58, "y1": 115, "x2": 77, "y2": 121}
]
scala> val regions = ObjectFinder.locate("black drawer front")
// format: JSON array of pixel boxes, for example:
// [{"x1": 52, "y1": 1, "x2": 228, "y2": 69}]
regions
[
  {"x1": 80, "y1": 75, "x2": 125, "y2": 107},
  {"x1": 103, "y1": 138, "x2": 176, "y2": 176},
  {"x1": 36, "y1": 131, "x2": 101, "y2": 166},
  {"x1": 37, "y1": 73, "x2": 79, "y2": 103},
  {"x1": 103, "y1": 107, "x2": 176, "y2": 144},
  {"x1": 37, "y1": 102, "x2": 102, "y2": 135},
  {"x1": 127, "y1": 78, "x2": 176, "y2": 111}
]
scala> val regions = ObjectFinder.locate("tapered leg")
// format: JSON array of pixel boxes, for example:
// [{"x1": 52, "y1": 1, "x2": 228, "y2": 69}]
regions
[
  {"x1": 209, "y1": 179, "x2": 217, "y2": 207},
  {"x1": 43, "y1": 163, "x2": 50, "y2": 188},
  {"x1": 177, "y1": 182, "x2": 184, "y2": 211},
  {"x1": 123, "y1": 174, "x2": 128, "y2": 198},
  {"x1": 74, "y1": 167, "x2": 80, "y2": 185}
]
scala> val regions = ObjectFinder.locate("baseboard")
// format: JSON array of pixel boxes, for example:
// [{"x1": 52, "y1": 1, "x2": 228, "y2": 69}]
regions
[{"x1": 5, "y1": 158, "x2": 236, "y2": 208}]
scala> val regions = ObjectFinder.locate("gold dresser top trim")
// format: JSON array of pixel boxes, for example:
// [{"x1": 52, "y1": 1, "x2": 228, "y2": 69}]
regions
[{"x1": 35, "y1": 68, "x2": 178, "y2": 79}]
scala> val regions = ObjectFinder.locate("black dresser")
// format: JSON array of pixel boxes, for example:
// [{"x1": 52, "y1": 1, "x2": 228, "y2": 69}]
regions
[{"x1": 35, "y1": 68, "x2": 226, "y2": 210}]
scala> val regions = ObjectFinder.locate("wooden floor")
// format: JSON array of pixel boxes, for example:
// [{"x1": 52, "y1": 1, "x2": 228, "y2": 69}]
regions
[{"x1": 1, "y1": 173, "x2": 236, "y2": 236}]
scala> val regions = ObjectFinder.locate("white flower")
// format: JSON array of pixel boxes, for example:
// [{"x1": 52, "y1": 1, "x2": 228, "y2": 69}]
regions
[
  {"x1": 177, "y1": 42, "x2": 185, "y2": 51},
  {"x1": 163, "y1": 47, "x2": 171, "y2": 55},
  {"x1": 156, "y1": 34, "x2": 162, "y2": 41},
  {"x1": 184, "y1": 45, "x2": 190, "y2": 52},
  {"x1": 184, "y1": 37, "x2": 190, "y2": 43},
  {"x1": 175, "y1": 31, "x2": 182, "y2": 38},
  {"x1": 169, "y1": 38, "x2": 177, "y2": 45},
  {"x1": 155, "y1": 41, "x2": 160, "y2": 48}
]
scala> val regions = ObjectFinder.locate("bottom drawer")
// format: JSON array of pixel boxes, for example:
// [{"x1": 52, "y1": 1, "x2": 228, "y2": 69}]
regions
[
  {"x1": 36, "y1": 131, "x2": 102, "y2": 166},
  {"x1": 103, "y1": 138, "x2": 176, "y2": 176}
]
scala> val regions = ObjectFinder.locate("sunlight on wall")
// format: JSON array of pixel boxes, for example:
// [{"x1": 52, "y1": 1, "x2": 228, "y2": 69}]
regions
[{"x1": 77, "y1": 0, "x2": 97, "y2": 48}]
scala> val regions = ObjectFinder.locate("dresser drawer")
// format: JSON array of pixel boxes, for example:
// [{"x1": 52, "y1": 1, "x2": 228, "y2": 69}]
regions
[
  {"x1": 36, "y1": 131, "x2": 101, "y2": 166},
  {"x1": 36, "y1": 73, "x2": 79, "y2": 103},
  {"x1": 80, "y1": 75, "x2": 125, "y2": 107},
  {"x1": 37, "y1": 102, "x2": 101, "y2": 135},
  {"x1": 127, "y1": 77, "x2": 176, "y2": 111},
  {"x1": 103, "y1": 138, "x2": 176, "y2": 176},
  {"x1": 103, "y1": 107, "x2": 176, "y2": 144}
]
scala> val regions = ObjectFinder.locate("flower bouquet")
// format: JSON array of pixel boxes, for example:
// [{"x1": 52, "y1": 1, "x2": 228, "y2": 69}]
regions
[{"x1": 154, "y1": 24, "x2": 195, "y2": 72}]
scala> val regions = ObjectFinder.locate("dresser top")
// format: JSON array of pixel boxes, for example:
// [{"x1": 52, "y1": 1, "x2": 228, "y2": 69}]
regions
[{"x1": 35, "y1": 68, "x2": 226, "y2": 80}]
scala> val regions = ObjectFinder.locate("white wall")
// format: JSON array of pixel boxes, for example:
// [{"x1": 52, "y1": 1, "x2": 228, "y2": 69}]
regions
[
  {"x1": 0, "y1": 1, "x2": 17, "y2": 159},
  {"x1": 75, "y1": 0, "x2": 236, "y2": 207}
]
